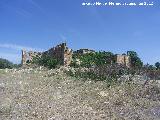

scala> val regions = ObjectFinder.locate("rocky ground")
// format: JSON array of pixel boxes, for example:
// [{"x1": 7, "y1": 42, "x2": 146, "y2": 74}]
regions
[{"x1": 0, "y1": 67, "x2": 160, "y2": 120}]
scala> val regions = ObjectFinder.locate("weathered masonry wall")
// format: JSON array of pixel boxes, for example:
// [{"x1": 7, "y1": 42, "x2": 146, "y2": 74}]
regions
[
  {"x1": 116, "y1": 54, "x2": 130, "y2": 68},
  {"x1": 21, "y1": 50, "x2": 42, "y2": 66},
  {"x1": 74, "y1": 49, "x2": 95, "y2": 54},
  {"x1": 22, "y1": 42, "x2": 131, "y2": 67},
  {"x1": 22, "y1": 43, "x2": 73, "y2": 66},
  {"x1": 43, "y1": 43, "x2": 73, "y2": 66}
]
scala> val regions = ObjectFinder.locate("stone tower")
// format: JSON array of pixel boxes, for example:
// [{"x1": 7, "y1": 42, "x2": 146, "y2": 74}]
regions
[
  {"x1": 21, "y1": 43, "x2": 73, "y2": 66},
  {"x1": 21, "y1": 50, "x2": 27, "y2": 66},
  {"x1": 116, "y1": 54, "x2": 131, "y2": 68},
  {"x1": 43, "y1": 42, "x2": 73, "y2": 66}
]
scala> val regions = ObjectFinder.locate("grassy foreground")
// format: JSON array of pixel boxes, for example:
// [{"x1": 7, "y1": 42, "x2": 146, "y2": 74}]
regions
[{"x1": 0, "y1": 67, "x2": 160, "y2": 120}]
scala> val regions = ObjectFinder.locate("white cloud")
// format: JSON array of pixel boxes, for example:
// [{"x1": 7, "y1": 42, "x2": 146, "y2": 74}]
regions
[
  {"x1": 0, "y1": 52, "x2": 21, "y2": 64},
  {"x1": 0, "y1": 43, "x2": 44, "y2": 64},
  {"x1": 60, "y1": 34, "x2": 67, "y2": 41},
  {"x1": 15, "y1": 8, "x2": 32, "y2": 18},
  {"x1": 27, "y1": 0, "x2": 45, "y2": 13},
  {"x1": 28, "y1": 0, "x2": 42, "y2": 9},
  {"x1": 0, "y1": 43, "x2": 44, "y2": 52}
]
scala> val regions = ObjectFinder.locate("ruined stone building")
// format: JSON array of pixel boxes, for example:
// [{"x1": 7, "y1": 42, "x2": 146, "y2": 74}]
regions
[
  {"x1": 115, "y1": 54, "x2": 131, "y2": 68},
  {"x1": 43, "y1": 43, "x2": 72, "y2": 66},
  {"x1": 74, "y1": 49, "x2": 95, "y2": 55},
  {"x1": 21, "y1": 50, "x2": 42, "y2": 66},
  {"x1": 22, "y1": 43, "x2": 73, "y2": 66},
  {"x1": 22, "y1": 42, "x2": 131, "y2": 68}
]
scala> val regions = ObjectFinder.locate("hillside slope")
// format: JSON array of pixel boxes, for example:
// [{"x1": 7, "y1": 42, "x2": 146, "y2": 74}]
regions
[{"x1": 0, "y1": 68, "x2": 160, "y2": 120}]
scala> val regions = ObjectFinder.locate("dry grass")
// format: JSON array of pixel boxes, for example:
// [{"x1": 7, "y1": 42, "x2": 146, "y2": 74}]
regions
[{"x1": 0, "y1": 67, "x2": 160, "y2": 120}]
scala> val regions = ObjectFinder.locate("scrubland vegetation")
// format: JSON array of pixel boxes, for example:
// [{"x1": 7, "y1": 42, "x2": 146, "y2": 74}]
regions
[
  {"x1": 0, "y1": 51, "x2": 160, "y2": 119},
  {"x1": 0, "y1": 67, "x2": 160, "y2": 120}
]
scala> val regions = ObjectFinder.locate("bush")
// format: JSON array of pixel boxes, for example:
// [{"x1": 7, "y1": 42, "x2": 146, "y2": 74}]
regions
[
  {"x1": 127, "y1": 51, "x2": 143, "y2": 68},
  {"x1": 71, "y1": 51, "x2": 115, "y2": 68},
  {"x1": 32, "y1": 55, "x2": 59, "y2": 69},
  {"x1": 67, "y1": 64, "x2": 129, "y2": 87},
  {"x1": 46, "y1": 58, "x2": 59, "y2": 69},
  {"x1": 0, "y1": 58, "x2": 14, "y2": 69},
  {"x1": 70, "y1": 60, "x2": 80, "y2": 68},
  {"x1": 13, "y1": 64, "x2": 22, "y2": 68}
]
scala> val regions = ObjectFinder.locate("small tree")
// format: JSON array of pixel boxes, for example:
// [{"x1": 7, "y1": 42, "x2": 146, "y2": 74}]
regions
[
  {"x1": 0, "y1": 58, "x2": 14, "y2": 69},
  {"x1": 72, "y1": 51, "x2": 115, "y2": 68},
  {"x1": 127, "y1": 51, "x2": 143, "y2": 68},
  {"x1": 155, "y1": 62, "x2": 160, "y2": 69},
  {"x1": 32, "y1": 55, "x2": 59, "y2": 69}
]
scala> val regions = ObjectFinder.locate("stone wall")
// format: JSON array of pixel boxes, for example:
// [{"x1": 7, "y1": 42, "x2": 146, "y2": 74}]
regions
[
  {"x1": 74, "y1": 49, "x2": 95, "y2": 54},
  {"x1": 21, "y1": 50, "x2": 42, "y2": 66},
  {"x1": 22, "y1": 42, "x2": 131, "y2": 68},
  {"x1": 43, "y1": 43, "x2": 73, "y2": 66},
  {"x1": 22, "y1": 43, "x2": 72, "y2": 66},
  {"x1": 21, "y1": 50, "x2": 27, "y2": 65},
  {"x1": 115, "y1": 54, "x2": 130, "y2": 68}
]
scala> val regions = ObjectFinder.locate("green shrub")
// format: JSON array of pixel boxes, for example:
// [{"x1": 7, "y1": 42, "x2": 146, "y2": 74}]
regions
[
  {"x1": 70, "y1": 60, "x2": 80, "y2": 68},
  {"x1": 67, "y1": 69, "x2": 118, "y2": 87},
  {"x1": 71, "y1": 51, "x2": 114, "y2": 68},
  {"x1": 127, "y1": 51, "x2": 143, "y2": 68},
  {"x1": 0, "y1": 58, "x2": 14, "y2": 69},
  {"x1": 46, "y1": 58, "x2": 59, "y2": 69},
  {"x1": 32, "y1": 55, "x2": 59, "y2": 69}
]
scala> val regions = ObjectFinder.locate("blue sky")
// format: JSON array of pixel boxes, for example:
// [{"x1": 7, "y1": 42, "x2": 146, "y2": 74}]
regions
[{"x1": 0, "y1": 0, "x2": 160, "y2": 64}]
